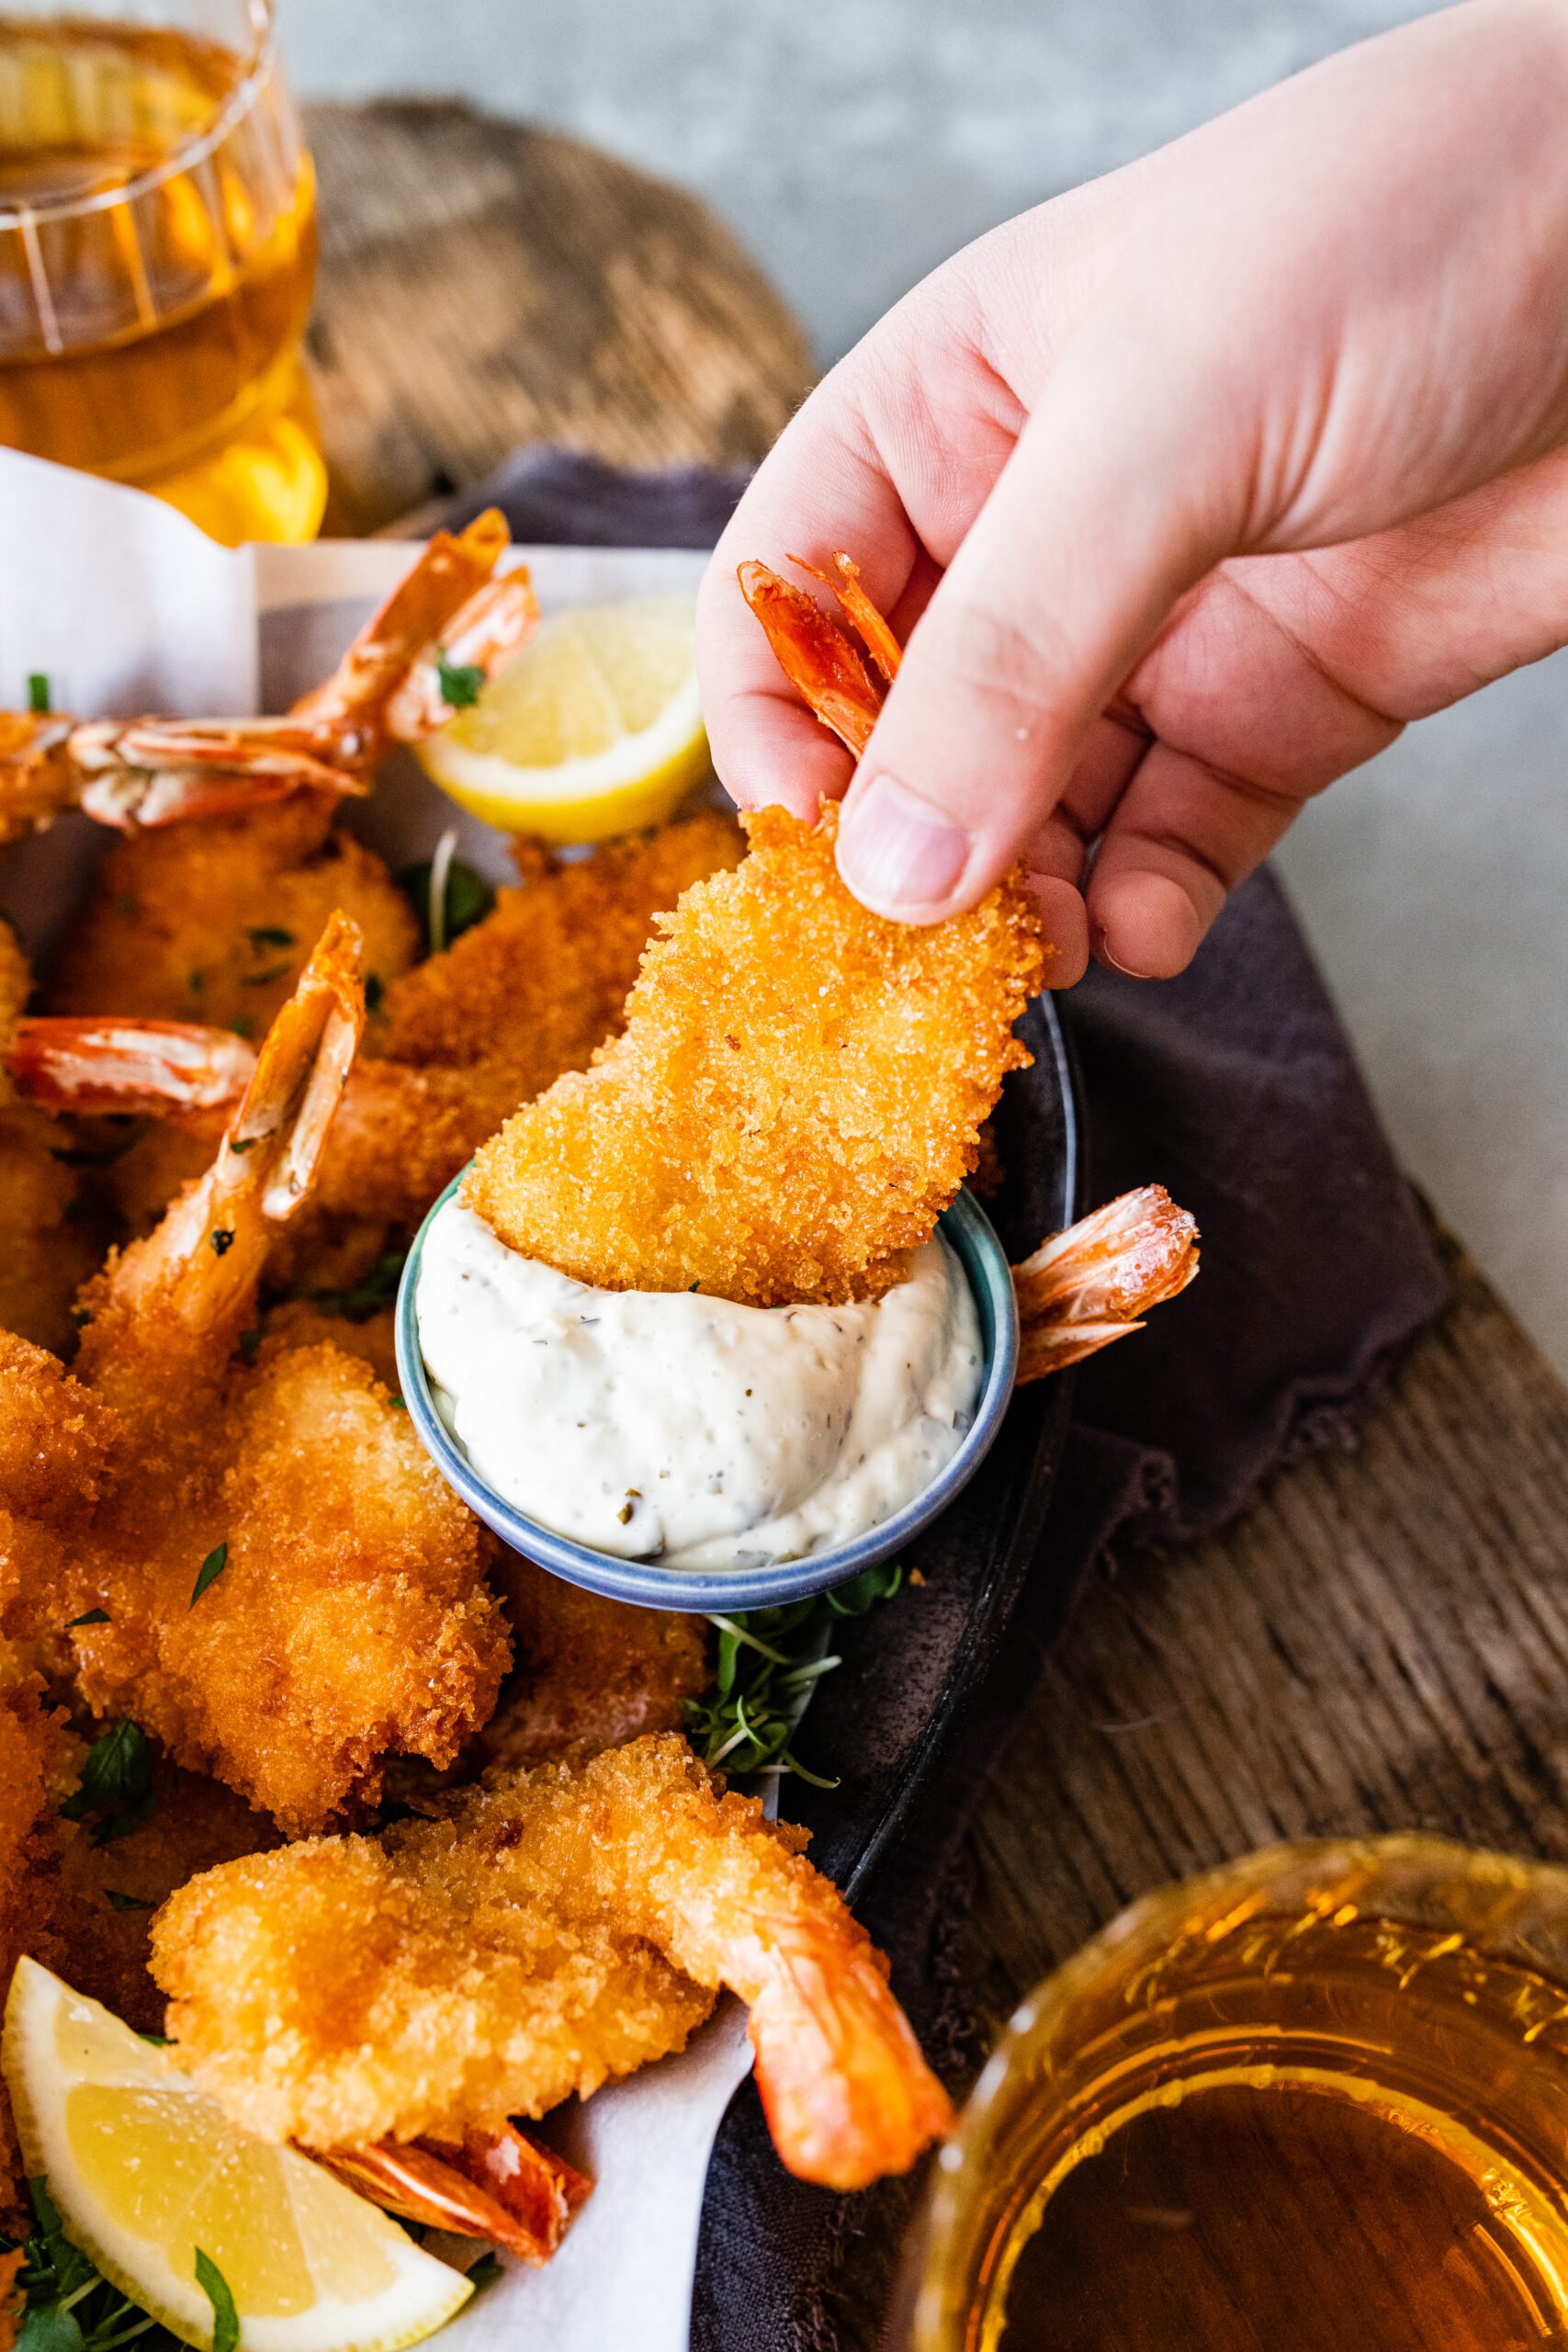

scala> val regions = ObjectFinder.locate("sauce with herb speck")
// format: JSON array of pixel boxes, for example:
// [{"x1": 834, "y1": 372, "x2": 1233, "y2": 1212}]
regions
[{"x1": 416, "y1": 1199, "x2": 983, "y2": 1568}]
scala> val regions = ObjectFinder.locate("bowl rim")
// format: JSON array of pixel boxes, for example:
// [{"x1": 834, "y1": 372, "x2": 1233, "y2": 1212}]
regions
[{"x1": 394, "y1": 1173, "x2": 1021, "y2": 1612}]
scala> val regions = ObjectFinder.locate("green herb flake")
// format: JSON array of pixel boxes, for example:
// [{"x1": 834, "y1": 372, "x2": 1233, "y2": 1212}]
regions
[
  {"x1": 228, "y1": 1016, "x2": 255, "y2": 1041},
  {"x1": 245, "y1": 926, "x2": 295, "y2": 952},
  {"x1": 104, "y1": 1890, "x2": 153, "y2": 1913},
  {"x1": 113, "y1": 895, "x2": 137, "y2": 919},
  {"x1": 194, "y1": 2252, "x2": 238, "y2": 2352},
  {"x1": 396, "y1": 856, "x2": 494, "y2": 958},
  {"x1": 303, "y1": 1250, "x2": 407, "y2": 1322},
  {"x1": 209, "y1": 1229, "x2": 234, "y2": 1259},
  {"x1": 70, "y1": 1307, "x2": 92, "y2": 1330},
  {"x1": 682, "y1": 1569, "x2": 907, "y2": 1788},
  {"x1": 11, "y1": 2173, "x2": 175, "y2": 2352},
  {"x1": 435, "y1": 650, "x2": 486, "y2": 709},
  {"x1": 238, "y1": 1328, "x2": 262, "y2": 1366},
  {"x1": 240, "y1": 963, "x2": 290, "y2": 989},
  {"x1": 465, "y1": 2253, "x2": 503, "y2": 2295},
  {"x1": 190, "y1": 1544, "x2": 228, "y2": 1607},
  {"x1": 365, "y1": 971, "x2": 385, "y2": 1014},
  {"x1": 66, "y1": 1609, "x2": 110, "y2": 1629},
  {"x1": 186, "y1": 972, "x2": 204, "y2": 998},
  {"x1": 60, "y1": 1721, "x2": 150, "y2": 1820},
  {"x1": 27, "y1": 673, "x2": 51, "y2": 714}
]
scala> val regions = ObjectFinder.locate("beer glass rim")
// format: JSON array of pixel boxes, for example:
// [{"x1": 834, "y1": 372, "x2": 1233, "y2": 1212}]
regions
[{"x1": 0, "y1": 0, "x2": 277, "y2": 232}]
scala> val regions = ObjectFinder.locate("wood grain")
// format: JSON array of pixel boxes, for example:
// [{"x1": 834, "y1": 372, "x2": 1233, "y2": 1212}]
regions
[
  {"x1": 302, "y1": 101, "x2": 815, "y2": 536},
  {"x1": 964, "y1": 1227, "x2": 1568, "y2": 2043}
]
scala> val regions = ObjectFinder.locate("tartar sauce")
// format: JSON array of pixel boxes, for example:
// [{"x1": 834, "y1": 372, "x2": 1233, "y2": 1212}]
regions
[{"x1": 415, "y1": 1198, "x2": 984, "y2": 1570}]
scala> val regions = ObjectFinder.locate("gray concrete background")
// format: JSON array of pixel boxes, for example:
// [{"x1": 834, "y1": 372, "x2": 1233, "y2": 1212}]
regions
[
  {"x1": 276, "y1": 0, "x2": 1428, "y2": 365},
  {"x1": 277, "y1": 0, "x2": 1568, "y2": 1383}
]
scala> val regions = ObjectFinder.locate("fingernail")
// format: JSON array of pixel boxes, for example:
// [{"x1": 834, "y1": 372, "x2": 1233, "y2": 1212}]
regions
[
  {"x1": 1093, "y1": 926, "x2": 1154, "y2": 980},
  {"x1": 838, "y1": 775, "x2": 971, "y2": 910}
]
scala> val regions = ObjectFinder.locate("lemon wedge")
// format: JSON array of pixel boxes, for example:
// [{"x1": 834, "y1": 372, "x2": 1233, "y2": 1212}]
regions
[
  {"x1": 2, "y1": 1958, "x2": 470, "y2": 2352},
  {"x1": 416, "y1": 594, "x2": 710, "y2": 842}
]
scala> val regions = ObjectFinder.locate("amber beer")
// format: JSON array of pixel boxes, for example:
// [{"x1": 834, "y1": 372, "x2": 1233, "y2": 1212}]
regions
[
  {"x1": 916, "y1": 1840, "x2": 1568, "y2": 2352},
  {"x1": 0, "y1": 6, "x2": 324, "y2": 542}
]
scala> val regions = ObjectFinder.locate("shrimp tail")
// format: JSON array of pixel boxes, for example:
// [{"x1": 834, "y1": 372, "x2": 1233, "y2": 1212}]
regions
[
  {"x1": 229, "y1": 907, "x2": 365, "y2": 1223},
  {"x1": 77, "y1": 915, "x2": 365, "y2": 1357},
  {"x1": 748, "y1": 1918, "x2": 953, "y2": 2190},
  {"x1": 315, "y1": 2125, "x2": 589, "y2": 2266},
  {"x1": 1012, "y1": 1183, "x2": 1200, "y2": 1381},
  {"x1": 738, "y1": 560, "x2": 887, "y2": 757},
  {"x1": 8, "y1": 1017, "x2": 256, "y2": 1117}
]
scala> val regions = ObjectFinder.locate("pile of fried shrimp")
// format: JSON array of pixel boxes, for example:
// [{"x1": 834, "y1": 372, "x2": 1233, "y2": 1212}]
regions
[{"x1": 0, "y1": 526, "x2": 1198, "y2": 2278}]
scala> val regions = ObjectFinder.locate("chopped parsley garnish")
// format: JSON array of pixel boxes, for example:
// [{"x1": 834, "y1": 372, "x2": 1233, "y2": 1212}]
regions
[
  {"x1": 365, "y1": 971, "x2": 385, "y2": 1014},
  {"x1": 209, "y1": 1229, "x2": 234, "y2": 1258},
  {"x1": 396, "y1": 853, "x2": 493, "y2": 958},
  {"x1": 27, "y1": 673, "x2": 51, "y2": 714},
  {"x1": 229, "y1": 1016, "x2": 255, "y2": 1041},
  {"x1": 3, "y1": 2175, "x2": 181, "y2": 2352},
  {"x1": 245, "y1": 926, "x2": 295, "y2": 952},
  {"x1": 194, "y1": 2253, "x2": 237, "y2": 2352},
  {"x1": 66, "y1": 1609, "x2": 109, "y2": 1629},
  {"x1": 238, "y1": 1328, "x2": 262, "y2": 1366},
  {"x1": 59, "y1": 1721, "x2": 155, "y2": 1846},
  {"x1": 303, "y1": 1250, "x2": 407, "y2": 1321},
  {"x1": 104, "y1": 1890, "x2": 153, "y2": 1914},
  {"x1": 435, "y1": 650, "x2": 486, "y2": 709},
  {"x1": 684, "y1": 1559, "x2": 905, "y2": 1788},
  {"x1": 240, "y1": 963, "x2": 290, "y2": 989},
  {"x1": 190, "y1": 1544, "x2": 228, "y2": 1606},
  {"x1": 70, "y1": 1307, "x2": 91, "y2": 1330}
]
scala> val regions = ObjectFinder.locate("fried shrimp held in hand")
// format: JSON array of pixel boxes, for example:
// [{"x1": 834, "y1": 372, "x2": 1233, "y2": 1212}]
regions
[
  {"x1": 152, "y1": 1732, "x2": 951, "y2": 2190},
  {"x1": 466, "y1": 802, "x2": 1043, "y2": 1305},
  {"x1": 310, "y1": 808, "x2": 744, "y2": 1229},
  {"x1": 58, "y1": 919, "x2": 510, "y2": 1833}
]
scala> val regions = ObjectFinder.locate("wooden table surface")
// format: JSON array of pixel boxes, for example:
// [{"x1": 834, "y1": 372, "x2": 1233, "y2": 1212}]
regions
[{"x1": 304, "y1": 99, "x2": 1568, "y2": 2341}]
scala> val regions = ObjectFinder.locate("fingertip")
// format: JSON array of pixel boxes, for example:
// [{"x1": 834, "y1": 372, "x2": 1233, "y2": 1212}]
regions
[
  {"x1": 1091, "y1": 869, "x2": 1205, "y2": 979},
  {"x1": 1025, "y1": 875, "x2": 1089, "y2": 989}
]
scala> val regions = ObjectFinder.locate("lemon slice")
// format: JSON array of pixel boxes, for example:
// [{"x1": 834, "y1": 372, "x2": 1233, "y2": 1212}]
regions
[
  {"x1": 416, "y1": 594, "x2": 710, "y2": 842},
  {"x1": 2, "y1": 1958, "x2": 470, "y2": 2352}
]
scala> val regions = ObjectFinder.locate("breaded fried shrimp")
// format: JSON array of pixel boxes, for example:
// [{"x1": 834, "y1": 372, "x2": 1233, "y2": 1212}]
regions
[
  {"x1": 57, "y1": 922, "x2": 509, "y2": 1832},
  {"x1": 480, "y1": 1555, "x2": 709, "y2": 1771},
  {"x1": 152, "y1": 1732, "x2": 950, "y2": 2189},
  {"x1": 49, "y1": 795, "x2": 420, "y2": 1039},
  {"x1": 464, "y1": 802, "x2": 1043, "y2": 1304},
  {"x1": 308, "y1": 808, "x2": 744, "y2": 1229}
]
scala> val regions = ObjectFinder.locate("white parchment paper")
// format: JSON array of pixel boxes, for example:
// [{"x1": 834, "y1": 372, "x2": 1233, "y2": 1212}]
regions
[{"x1": 0, "y1": 447, "x2": 745, "y2": 2351}]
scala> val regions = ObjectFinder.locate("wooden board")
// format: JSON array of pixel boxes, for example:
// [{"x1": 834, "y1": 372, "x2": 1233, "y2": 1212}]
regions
[
  {"x1": 303, "y1": 100, "x2": 815, "y2": 536},
  {"x1": 299, "y1": 102, "x2": 1568, "y2": 2342}
]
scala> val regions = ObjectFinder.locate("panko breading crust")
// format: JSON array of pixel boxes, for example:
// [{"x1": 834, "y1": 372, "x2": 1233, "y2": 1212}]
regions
[{"x1": 465, "y1": 802, "x2": 1044, "y2": 1305}]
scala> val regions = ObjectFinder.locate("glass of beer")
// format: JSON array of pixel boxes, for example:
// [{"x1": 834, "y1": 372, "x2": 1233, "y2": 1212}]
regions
[
  {"x1": 914, "y1": 1837, "x2": 1568, "y2": 2352},
  {"x1": 0, "y1": 0, "x2": 325, "y2": 543}
]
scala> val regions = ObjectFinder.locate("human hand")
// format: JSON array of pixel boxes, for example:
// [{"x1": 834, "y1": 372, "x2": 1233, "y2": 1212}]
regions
[{"x1": 697, "y1": 0, "x2": 1568, "y2": 982}]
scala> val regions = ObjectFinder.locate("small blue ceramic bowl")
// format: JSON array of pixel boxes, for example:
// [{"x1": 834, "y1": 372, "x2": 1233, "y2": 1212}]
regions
[{"x1": 396, "y1": 1173, "x2": 1020, "y2": 1613}]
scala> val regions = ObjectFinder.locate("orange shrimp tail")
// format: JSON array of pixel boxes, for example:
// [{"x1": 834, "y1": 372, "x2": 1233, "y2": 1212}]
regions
[
  {"x1": 8, "y1": 1016, "x2": 256, "y2": 1116},
  {"x1": 226, "y1": 909, "x2": 366, "y2": 1222},
  {"x1": 1012, "y1": 1183, "x2": 1200, "y2": 1382},
  {"x1": 739, "y1": 560, "x2": 886, "y2": 757},
  {"x1": 288, "y1": 508, "x2": 514, "y2": 753},
  {"x1": 748, "y1": 1919, "x2": 952, "y2": 2190},
  {"x1": 789, "y1": 551, "x2": 904, "y2": 684},
  {"x1": 315, "y1": 2124, "x2": 588, "y2": 2266}
]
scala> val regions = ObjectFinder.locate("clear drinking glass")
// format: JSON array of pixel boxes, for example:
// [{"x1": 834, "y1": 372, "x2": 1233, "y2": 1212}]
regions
[
  {"x1": 914, "y1": 1836, "x2": 1568, "y2": 2352},
  {"x1": 0, "y1": 0, "x2": 324, "y2": 541}
]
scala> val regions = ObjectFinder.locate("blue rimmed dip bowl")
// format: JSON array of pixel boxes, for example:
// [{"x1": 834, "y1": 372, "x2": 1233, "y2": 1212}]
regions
[{"x1": 395, "y1": 1173, "x2": 1020, "y2": 1613}]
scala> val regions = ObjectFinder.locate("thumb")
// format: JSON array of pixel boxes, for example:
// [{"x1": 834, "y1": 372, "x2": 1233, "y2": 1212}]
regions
[{"x1": 833, "y1": 348, "x2": 1234, "y2": 925}]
